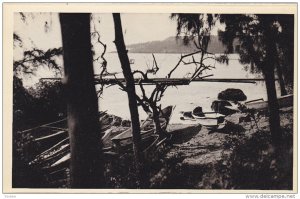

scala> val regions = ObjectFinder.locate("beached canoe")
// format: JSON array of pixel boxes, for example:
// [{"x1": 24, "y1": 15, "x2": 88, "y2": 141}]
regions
[
  {"x1": 178, "y1": 106, "x2": 226, "y2": 130},
  {"x1": 245, "y1": 94, "x2": 293, "y2": 110},
  {"x1": 111, "y1": 106, "x2": 174, "y2": 148},
  {"x1": 180, "y1": 108, "x2": 225, "y2": 130},
  {"x1": 26, "y1": 111, "x2": 119, "y2": 147},
  {"x1": 194, "y1": 113, "x2": 225, "y2": 130}
]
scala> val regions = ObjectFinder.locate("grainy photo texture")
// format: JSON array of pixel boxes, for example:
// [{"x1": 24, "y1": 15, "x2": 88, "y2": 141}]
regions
[{"x1": 12, "y1": 11, "x2": 294, "y2": 190}]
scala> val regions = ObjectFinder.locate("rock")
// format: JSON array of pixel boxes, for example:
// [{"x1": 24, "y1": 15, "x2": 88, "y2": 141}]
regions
[
  {"x1": 225, "y1": 112, "x2": 248, "y2": 125},
  {"x1": 218, "y1": 88, "x2": 247, "y2": 101},
  {"x1": 193, "y1": 107, "x2": 205, "y2": 117},
  {"x1": 211, "y1": 100, "x2": 238, "y2": 115}
]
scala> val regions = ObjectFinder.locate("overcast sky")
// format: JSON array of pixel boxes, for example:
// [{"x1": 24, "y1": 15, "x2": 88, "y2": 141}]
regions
[
  {"x1": 14, "y1": 13, "x2": 224, "y2": 87},
  {"x1": 14, "y1": 13, "x2": 223, "y2": 55}
]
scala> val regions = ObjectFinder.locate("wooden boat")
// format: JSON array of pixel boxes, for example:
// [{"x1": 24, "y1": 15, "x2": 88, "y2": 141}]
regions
[
  {"x1": 39, "y1": 107, "x2": 173, "y2": 170},
  {"x1": 31, "y1": 127, "x2": 118, "y2": 170},
  {"x1": 178, "y1": 106, "x2": 226, "y2": 130},
  {"x1": 26, "y1": 111, "x2": 124, "y2": 170},
  {"x1": 181, "y1": 110, "x2": 225, "y2": 130},
  {"x1": 26, "y1": 111, "x2": 116, "y2": 145},
  {"x1": 99, "y1": 113, "x2": 118, "y2": 132},
  {"x1": 245, "y1": 94, "x2": 293, "y2": 110},
  {"x1": 51, "y1": 153, "x2": 70, "y2": 168},
  {"x1": 195, "y1": 113, "x2": 225, "y2": 130},
  {"x1": 111, "y1": 106, "x2": 174, "y2": 148},
  {"x1": 29, "y1": 137, "x2": 70, "y2": 168}
]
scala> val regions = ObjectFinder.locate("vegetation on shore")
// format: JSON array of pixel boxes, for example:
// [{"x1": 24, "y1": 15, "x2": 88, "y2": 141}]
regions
[
  {"x1": 13, "y1": 99, "x2": 293, "y2": 189},
  {"x1": 12, "y1": 12, "x2": 294, "y2": 189}
]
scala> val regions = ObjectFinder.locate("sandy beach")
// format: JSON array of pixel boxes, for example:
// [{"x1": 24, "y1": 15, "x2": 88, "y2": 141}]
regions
[{"x1": 146, "y1": 106, "x2": 293, "y2": 189}]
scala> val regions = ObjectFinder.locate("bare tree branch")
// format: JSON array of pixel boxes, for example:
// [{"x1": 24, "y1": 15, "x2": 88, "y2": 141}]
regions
[
  {"x1": 167, "y1": 50, "x2": 202, "y2": 78},
  {"x1": 133, "y1": 70, "x2": 148, "y2": 80}
]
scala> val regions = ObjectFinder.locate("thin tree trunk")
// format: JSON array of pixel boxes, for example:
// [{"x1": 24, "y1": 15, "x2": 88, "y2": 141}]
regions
[
  {"x1": 263, "y1": 69, "x2": 282, "y2": 146},
  {"x1": 276, "y1": 62, "x2": 288, "y2": 96},
  {"x1": 273, "y1": 45, "x2": 287, "y2": 96},
  {"x1": 112, "y1": 13, "x2": 146, "y2": 188},
  {"x1": 59, "y1": 13, "x2": 104, "y2": 188},
  {"x1": 263, "y1": 23, "x2": 282, "y2": 147},
  {"x1": 152, "y1": 106, "x2": 166, "y2": 137}
]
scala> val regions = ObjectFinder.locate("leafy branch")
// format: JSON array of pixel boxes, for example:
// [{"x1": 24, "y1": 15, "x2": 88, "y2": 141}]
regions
[{"x1": 13, "y1": 47, "x2": 63, "y2": 75}]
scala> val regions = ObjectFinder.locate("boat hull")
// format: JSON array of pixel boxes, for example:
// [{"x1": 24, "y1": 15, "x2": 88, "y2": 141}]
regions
[
  {"x1": 245, "y1": 94, "x2": 293, "y2": 110},
  {"x1": 111, "y1": 106, "x2": 173, "y2": 149},
  {"x1": 189, "y1": 110, "x2": 226, "y2": 129}
]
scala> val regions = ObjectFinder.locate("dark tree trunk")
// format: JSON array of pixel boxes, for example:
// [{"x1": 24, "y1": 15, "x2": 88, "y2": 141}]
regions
[
  {"x1": 263, "y1": 23, "x2": 282, "y2": 147},
  {"x1": 263, "y1": 69, "x2": 282, "y2": 146},
  {"x1": 112, "y1": 13, "x2": 146, "y2": 188},
  {"x1": 276, "y1": 62, "x2": 288, "y2": 96},
  {"x1": 273, "y1": 46, "x2": 288, "y2": 96},
  {"x1": 59, "y1": 13, "x2": 104, "y2": 188},
  {"x1": 152, "y1": 106, "x2": 166, "y2": 137}
]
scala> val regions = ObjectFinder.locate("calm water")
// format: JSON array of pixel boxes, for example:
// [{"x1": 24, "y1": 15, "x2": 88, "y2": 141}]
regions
[{"x1": 96, "y1": 53, "x2": 280, "y2": 124}]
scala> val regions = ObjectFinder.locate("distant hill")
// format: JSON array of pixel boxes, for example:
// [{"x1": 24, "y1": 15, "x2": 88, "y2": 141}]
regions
[{"x1": 125, "y1": 36, "x2": 236, "y2": 54}]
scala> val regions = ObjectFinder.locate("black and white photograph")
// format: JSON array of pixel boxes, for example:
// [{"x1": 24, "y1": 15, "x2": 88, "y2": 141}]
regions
[{"x1": 4, "y1": 3, "x2": 297, "y2": 193}]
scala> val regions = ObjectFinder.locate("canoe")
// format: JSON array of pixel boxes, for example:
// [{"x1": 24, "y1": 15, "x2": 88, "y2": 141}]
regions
[
  {"x1": 111, "y1": 106, "x2": 174, "y2": 148},
  {"x1": 180, "y1": 109, "x2": 225, "y2": 130},
  {"x1": 51, "y1": 153, "x2": 70, "y2": 168},
  {"x1": 178, "y1": 106, "x2": 226, "y2": 130},
  {"x1": 195, "y1": 113, "x2": 225, "y2": 128},
  {"x1": 29, "y1": 138, "x2": 70, "y2": 168},
  {"x1": 245, "y1": 94, "x2": 293, "y2": 110},
  {"x1": 27, "y1": 111, "x2": 116, "y2": 145}
]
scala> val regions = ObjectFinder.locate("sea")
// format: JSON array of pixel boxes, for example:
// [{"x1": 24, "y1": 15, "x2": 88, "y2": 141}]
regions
[{"x1": 95, "y1": 53, "x2": 281, "y2": 124}]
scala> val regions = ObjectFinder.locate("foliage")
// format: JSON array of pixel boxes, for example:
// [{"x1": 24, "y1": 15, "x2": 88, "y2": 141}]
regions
[
  {"x1": 13, "y1": 33, "x2": 23, "y2": 47},
  {"x1": 221, "y1": 129, "x2": 293, "y2": 189},
  {"x1": 170, "y1": 14, "x2": 215, "y2": 44},
  {"x1": 14, "y1": 13, "x2": 63, "y2": 76},
  {"x1": 218, "y1": 14, "x2": 294, "y2": 87},
  {"x1": 276, "y1": 15, "x2": 294, "y2": 87},
  {"x1": 13, "y1": 47, "x2": 63, "y2": 75},
  {"x1": 13, "y1": 75, "x2": 66, "y2": 188},
  {"x1": 28, "y1": 80, "x2": 66, "y2": 121},
  {"x1": 170, "y1": 14, "x2": 229, "y2": 71},
  {"x1": 13, "y1": 76, "x2": 66, "y2": 130},
  {"x1": 13, "y1": 76, "x2": 33, "y2": 128},
  {"x1": 218, "y1": 14, "x2": 289, "y2": 146}
]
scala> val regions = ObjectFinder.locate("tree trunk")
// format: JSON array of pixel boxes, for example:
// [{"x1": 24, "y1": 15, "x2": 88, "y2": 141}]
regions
[
  {"x1": 273, "y1": 46, "x2": 288, "y2": 96},
  {"x1": 276, "y1": 62, "x2": 288, "y2": 96},
  {"x1": 152, "y1": 106, "x2": 166, "y2": 137},
  {"x1": 112, "y1": 13, "x2": 146, "y2": 188},
  {"x1": 59, "y1": 13, "x2": 104, "y2": 188},
  {"x1": 263, "y1": 69, "x2": 282, "y2": 146},
  {"x1": 263, "y1": 23, "x2": 282, "y2": 147}
]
